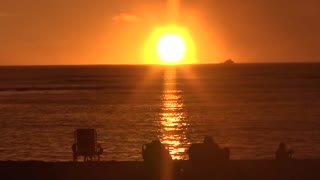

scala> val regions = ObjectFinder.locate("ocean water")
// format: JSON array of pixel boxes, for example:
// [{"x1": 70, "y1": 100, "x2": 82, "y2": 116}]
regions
[{"x1": 0, "y1": 64, "x2": 320, "y2": 161}]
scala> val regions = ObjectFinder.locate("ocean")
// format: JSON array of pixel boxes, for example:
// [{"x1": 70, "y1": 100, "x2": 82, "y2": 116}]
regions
[{"x1": 0, "y1": 64, "x2": 320, "y2": 161}]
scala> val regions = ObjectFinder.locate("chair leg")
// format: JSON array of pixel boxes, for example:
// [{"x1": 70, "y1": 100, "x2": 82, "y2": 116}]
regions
[{"x1": 73, "y1": 153, "x2": 77, "y2": 162}]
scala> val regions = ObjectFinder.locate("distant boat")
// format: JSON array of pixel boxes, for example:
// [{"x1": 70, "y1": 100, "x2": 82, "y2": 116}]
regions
[{"x1": 221, "y1": 59, "x2": 235, "y2": 65}]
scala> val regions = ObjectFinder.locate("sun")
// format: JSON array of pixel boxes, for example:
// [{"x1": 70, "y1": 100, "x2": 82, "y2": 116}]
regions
[
  {"x1": 145, "y1": 25, "x2": 196, "y2": 64},
  {"x1": 157, "y1": 34, "x2": 186, "y2": 63}
]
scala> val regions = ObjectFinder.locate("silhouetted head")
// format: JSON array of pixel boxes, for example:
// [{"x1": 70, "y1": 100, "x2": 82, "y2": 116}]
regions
[
  {"x1": 278, "y1": 142, "x2": 286, "y2": 150},
  {"x1": 151, "y1": 139, "x2": 162, "y2": 147},
  {"x1": 203, "y1": 136, "x2": 214, "y2": 144}
]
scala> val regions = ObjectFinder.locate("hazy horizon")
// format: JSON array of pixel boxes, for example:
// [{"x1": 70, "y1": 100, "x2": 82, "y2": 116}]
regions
[
  {"x1": 1, "y1": 61, "x2": 320, "y2": 67},
  {"x1": 1, "y1": 0, "x2": 320, "y2": 65}
]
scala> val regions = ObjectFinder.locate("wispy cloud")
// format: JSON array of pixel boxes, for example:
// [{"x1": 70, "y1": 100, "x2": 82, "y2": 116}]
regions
[
  {"x1": 0, "y1": 13, "x2": 18, "y2": 17},
  {"x1": 0, "y1": 13, "x2": 9, "y2": 17},
  {"x1": 112, "y1": 13, "x2": 140, "y2": 23}
]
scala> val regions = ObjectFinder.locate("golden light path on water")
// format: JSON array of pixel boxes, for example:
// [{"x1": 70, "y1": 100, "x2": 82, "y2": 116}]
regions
[
  {"x1": 159, "y1": 67, "x2": 190, "y2": 160},
  {"x1": 155, "y1": 0, "x2": 190, "y2": 160}
]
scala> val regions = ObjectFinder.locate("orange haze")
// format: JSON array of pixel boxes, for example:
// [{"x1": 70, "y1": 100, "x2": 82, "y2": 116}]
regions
[{"x1": 1, "y1": 0, "x2": 320, "y2": 65}]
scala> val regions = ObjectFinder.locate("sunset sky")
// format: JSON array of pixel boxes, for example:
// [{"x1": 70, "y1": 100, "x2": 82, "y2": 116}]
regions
[{"x1": 1, "y1": 0, "x2": 320, "y2": 65}]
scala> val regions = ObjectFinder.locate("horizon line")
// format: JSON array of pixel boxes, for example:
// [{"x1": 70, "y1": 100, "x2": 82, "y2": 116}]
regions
[{"x1": 1, "y1": 61, "x2": 320, "y2": 67}]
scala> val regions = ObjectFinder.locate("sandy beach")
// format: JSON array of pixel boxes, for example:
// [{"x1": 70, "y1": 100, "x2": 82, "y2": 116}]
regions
[{"x1": 1, "y1": 160, "x2": 320, "y2": 180}]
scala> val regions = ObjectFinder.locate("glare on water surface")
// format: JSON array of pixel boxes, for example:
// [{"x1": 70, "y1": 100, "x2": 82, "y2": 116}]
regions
[{"x1": 159, "y1": 67, "x2": 190, "y2": 160}]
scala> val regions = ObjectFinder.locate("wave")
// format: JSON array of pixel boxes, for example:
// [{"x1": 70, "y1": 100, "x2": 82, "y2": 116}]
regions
[
  {"x1": 0, "y1": 84, "x2": 166, "y2": 93},
  {"x1": 0, "y1": 86, "x2": 137, "y2": 92}
]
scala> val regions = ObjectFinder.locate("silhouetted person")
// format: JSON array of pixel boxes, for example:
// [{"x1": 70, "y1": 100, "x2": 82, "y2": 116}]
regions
[
  {"x1": 142, "y1": 139, "x2": 173, "y2": 179},
  {"x1": 187, "y1": 136, "x2": 230, "y2": 177},
  {"x1": 275, "y1": 142, "x2": 294, "y2": 160},
  {"x1": 203, "y1": 136, "x2": 230, "y2": 161},
  {"x1": 203, "y1": 136, "x2": 220, "y2": 151}
]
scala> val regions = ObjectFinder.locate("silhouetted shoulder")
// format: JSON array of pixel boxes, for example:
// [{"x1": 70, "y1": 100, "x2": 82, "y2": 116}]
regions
[{"x1": 221, "y1": 58, "x2": 235, "y2": 65}]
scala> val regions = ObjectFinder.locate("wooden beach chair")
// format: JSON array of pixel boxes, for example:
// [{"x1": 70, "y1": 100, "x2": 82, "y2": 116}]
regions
[{"x1": 72, "y1": 128, "x2": 103, "y2": 162}]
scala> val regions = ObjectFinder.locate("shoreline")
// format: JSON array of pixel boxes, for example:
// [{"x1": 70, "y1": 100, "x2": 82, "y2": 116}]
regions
[{"x1": 1, "y1": 160, "x2": 320, "y2": 180}]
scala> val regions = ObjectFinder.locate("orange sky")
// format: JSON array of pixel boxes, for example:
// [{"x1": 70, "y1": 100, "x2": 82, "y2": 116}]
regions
[{"x1": 1, "y1": 0, "x2": 320, "y2": 65}]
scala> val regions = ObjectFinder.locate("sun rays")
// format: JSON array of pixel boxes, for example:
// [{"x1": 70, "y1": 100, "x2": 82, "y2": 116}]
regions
[
  {"x1": 145, "y1": 25, "x2": 196, "y2": 65},
  {"x1": 125, "y1": 0, "x2": 206, "y2": 159}
]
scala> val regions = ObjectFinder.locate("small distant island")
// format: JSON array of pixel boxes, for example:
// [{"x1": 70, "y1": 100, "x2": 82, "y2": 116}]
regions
[{"x1": 222, "y1": 59, "x2": 235, "y2": 64}]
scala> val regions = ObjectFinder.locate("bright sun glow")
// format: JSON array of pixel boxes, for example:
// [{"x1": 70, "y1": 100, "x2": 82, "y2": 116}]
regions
[
  {"x1": 157, "y1": 34, "x2": 186, "y2": 63},
  {"x1": 145, "y1": 26, "x2": 196, "y2": 64}
]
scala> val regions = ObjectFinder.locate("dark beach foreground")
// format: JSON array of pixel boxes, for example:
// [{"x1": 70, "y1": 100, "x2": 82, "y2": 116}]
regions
[{"x1": 1, "y1": 160, "x2": 320, "y2": 180}]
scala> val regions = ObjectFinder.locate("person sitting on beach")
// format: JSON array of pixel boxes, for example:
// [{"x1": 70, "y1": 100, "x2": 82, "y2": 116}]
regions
[
  {"x1": 142, "y1": 139, "x2": 173, "y2": 177},
  {"x1": 203, "y1": 136, "x2": 230, "y2": 161},
  {"x1": 275, "y1": 142, "x2": 294, "y2": 160},
  {"x1": 187, "y1": 136, "x2": 230, "y2": 165},
  {"x1": 203, "y1": 136, "x2": 220, "y2": 151},
  {"x1": 142, "y1": 139, "x2": 172, "y2": 164}
]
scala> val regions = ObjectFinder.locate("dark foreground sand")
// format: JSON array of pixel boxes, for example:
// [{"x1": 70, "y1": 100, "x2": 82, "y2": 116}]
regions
[{"x1": 1, "y1": 160, "x2": 320, "y2": 180}]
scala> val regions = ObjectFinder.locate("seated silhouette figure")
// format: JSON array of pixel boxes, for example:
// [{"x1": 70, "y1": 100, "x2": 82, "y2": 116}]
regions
[
  {"x1": 275, "y1": 142, "x2": 294, "y2": 160},
  {"x1": 187, "y1": 136, "x2": 230, "y2": 171},
  {"x1": 142, "y1": 139, "x2": 173, "y2": 178}
]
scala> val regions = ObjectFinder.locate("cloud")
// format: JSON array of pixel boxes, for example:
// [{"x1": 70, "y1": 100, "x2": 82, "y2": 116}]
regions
[
  {"x1": 112, "y1": 13, "x2": 140, "y2": 23},
  {"x1": 0, "y1": 13, "x2": 18, "y2": 17},
  {"x1": 0, "y1": 13, "x2": 10, "y2": 17}
]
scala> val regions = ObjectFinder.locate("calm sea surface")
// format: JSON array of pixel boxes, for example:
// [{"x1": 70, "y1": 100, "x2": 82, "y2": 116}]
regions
[{"x1": 0, "y1": 64, "x2": 320, "y2": 161}]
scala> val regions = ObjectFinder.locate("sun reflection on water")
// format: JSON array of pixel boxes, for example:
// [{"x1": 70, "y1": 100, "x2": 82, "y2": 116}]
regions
[{"x1": 159, "y1": 67, "x2": 190, "y2": 160}]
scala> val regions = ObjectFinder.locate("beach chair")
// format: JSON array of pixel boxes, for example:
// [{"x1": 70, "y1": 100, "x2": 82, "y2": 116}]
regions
[{"x1": 72, "y1": 128, "x2": 103, "y2": 162}]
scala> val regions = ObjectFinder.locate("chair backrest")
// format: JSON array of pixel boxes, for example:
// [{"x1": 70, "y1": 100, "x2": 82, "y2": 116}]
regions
[{"x1": 75, "y1": 129, "x2": 97, "y2": 154}]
